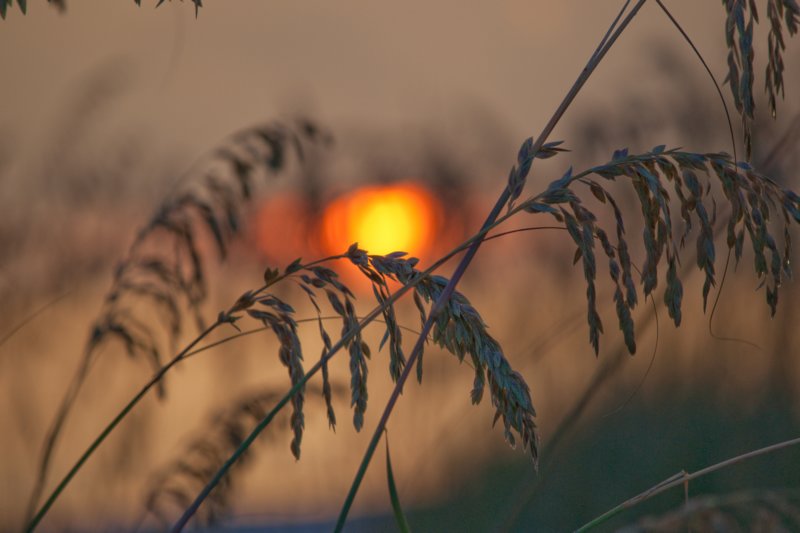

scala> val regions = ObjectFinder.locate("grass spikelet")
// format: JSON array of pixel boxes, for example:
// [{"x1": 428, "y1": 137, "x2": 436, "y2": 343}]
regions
[
  {"x1": 723, "y1": 0, "x2": 800, "y2": 158},
  {"x1": 517, "y1": 144, "x2": 800, "y2": 355},
  {"x1": 143, "y1": 388, "x2": 298, "y2": 528},
  {"x1": 247, "y1": 297, "x2": 305, "y2": 459},
  {"x1": 346, "y1": 248, "x2": 540, "y2": 463},
  {"x1": 18, "y1": 4, "x2": 800, "y2": 532},
  {"x1": 25, "y1": 119, "x2": 329, "y2": 524}
]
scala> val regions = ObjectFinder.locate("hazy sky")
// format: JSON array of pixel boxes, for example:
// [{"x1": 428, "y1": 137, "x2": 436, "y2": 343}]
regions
[{"x1": 0, "y1": 1, "x2": 734, "y2": 162}]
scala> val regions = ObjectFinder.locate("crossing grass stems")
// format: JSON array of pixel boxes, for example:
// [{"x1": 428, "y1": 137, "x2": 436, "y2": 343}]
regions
[{"x1": 10, "y1": 0, "x2": 800, "y2": 531}]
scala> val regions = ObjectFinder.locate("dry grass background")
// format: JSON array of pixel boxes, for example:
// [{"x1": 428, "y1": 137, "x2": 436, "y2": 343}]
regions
[{"x1": 2, "y1": 2, "x2": 800, "y2": 531}]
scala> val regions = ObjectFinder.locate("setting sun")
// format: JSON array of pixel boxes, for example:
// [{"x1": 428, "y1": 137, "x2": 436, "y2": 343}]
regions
[{"x1": 321, "y1": 182, "x2": 441, "y2": 257}]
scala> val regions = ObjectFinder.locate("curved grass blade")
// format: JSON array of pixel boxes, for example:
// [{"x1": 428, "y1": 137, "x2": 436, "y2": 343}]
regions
[{"x1": 385, "y1": 432, "x2": 411, "y2": 533}]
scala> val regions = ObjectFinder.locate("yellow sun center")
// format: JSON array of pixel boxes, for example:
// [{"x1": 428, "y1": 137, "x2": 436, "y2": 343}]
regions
[{"x1": 321, "y1": 183, "x2": 439, "y2": 257}]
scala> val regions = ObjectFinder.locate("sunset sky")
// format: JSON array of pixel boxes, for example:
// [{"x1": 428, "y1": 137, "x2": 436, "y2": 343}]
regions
[
  {"x1": 1, "y1": 1, "x2": 734, "y2": 162},
  {"x1": 3, "y1": 2, "x2": 800, "y2": 532}
]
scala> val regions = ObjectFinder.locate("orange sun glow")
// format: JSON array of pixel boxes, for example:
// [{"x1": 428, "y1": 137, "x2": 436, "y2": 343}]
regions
[{"x1": 321, "y1": 182, "x2": 441, "y2": 258}]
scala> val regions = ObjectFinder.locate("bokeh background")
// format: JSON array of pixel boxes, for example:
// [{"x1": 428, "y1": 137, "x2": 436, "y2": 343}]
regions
[{"x1": 2, "y1": 1, "x2": 800, "y2": 531}]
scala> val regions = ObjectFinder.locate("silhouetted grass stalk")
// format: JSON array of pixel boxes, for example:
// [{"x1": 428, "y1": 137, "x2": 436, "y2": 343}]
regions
[
  {"x1": 576, "y1": 435, "x2": 800, "y2": 531},
  {"x1": 30, "y1": 165, "x2": 526, "y2": 531},
  {"x1": 16, "y1": 0, "x2": 800, "y2": 529},
  {"x1": 25, "y1": 255, "x2": 344, "y2": 532},
  {"x1": 169, "y1": 1, "x2": 649, "y2": 529},
  {"x1": 333, "y1": 1, "x2": 647, "y2": 529},
  {"x1": 24, "y1": 118, "x2": 329, "y2": 527},
  {"x1": 498, "y1": 201, "x2": 736, "y2": 531},
  {"x1": 168, "y1": 207, "x2": 520, "y2": 530},
  {"x1": 24, "y1": 321, "x2": 220, "y2": 533}
]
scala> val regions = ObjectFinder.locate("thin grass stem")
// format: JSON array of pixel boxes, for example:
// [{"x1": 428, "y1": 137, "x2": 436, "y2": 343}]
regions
[
  {"x1": 575, "y1": 436, "x2": 800, "y2": 531},
  {"x1": 25, "y1": 321, "x2": 220, "y2": 533},
  {"x1": 183, "y1": 316, "x2": 426, "y2": 361},
  {"x1": 25, "y1": 256, "x2": 343, "y2": 532},
  {"x1": 333, "y1": 2, "x2": 648, "y2": 530},
  {"x1": 168, "y1": 216, "x2": 519, "y2": 531}
]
